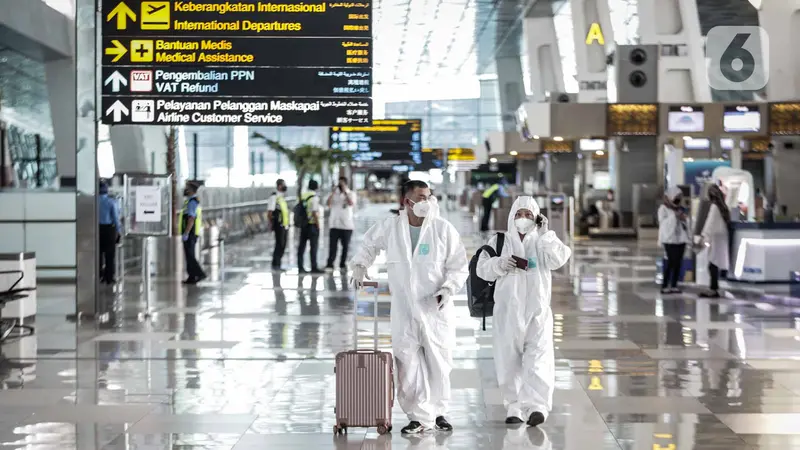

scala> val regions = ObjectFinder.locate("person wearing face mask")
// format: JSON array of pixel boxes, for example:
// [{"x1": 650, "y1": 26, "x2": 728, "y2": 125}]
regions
[
  {"x1": 267, "y1": 179, "x2": 290, "y2": 270},
  {"x1": 350, "y1": 180, "x2": 469, "y2": 435},
  {"x1": 178, "y1": 181, "x2": 207, "y2": 284},
  {"x1": 325, "y1": 176, "x2": 356, "y2": 271},
  {"x1": 476, "y1": 196, "x2": 571, "y2": 427}
]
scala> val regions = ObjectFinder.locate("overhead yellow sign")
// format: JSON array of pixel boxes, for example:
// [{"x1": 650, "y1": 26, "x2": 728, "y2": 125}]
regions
[
  {"x1": 141, "y1": 1, "x2": 171, "y2": 30},
  {"x1": 585, "y1": 23, "x2": 605, "y2": 45},
  {"x1": 106, "y1": 2, "x2": 136, "y2": 30}
]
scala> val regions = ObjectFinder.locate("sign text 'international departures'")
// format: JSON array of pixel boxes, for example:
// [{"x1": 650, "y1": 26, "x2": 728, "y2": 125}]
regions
[{"x1": 100, "y1": 0, "x2": 373, "y2": 126}]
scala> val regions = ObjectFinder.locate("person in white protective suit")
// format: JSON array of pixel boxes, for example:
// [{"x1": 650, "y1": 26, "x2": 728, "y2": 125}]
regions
[
  {"x1": 350, "y1": 180, "x2": 469, "y2": 434},
  {"x1": 476, "y1": 196, "x2": 571, "y2": 427}
]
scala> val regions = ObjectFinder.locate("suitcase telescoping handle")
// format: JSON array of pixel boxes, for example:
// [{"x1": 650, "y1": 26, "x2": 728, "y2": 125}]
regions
[{"x1": 354, "y1": 281, "x2": 380, "y2": 351}]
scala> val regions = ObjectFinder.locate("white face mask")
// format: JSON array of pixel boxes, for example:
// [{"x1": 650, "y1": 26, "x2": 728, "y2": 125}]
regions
[
  {"x1": 410, "y1": 200, "x2": 430, "y2": 217},
  {"x1": 514, "y1": 217, "x2": 535, "y2": 233}
]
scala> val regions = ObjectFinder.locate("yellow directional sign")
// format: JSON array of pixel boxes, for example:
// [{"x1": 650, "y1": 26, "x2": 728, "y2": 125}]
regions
[
  {"x1": 141, "y1": 2, "x2": 170, "y2": 30},
  {"x1": 130, "y1": 40, "x2": 154, "y2": 63},
  {"x1": 104, "y1": 39, "x2": 128, "y2": 63},
  {"x1": 106, "y1": 2, "x2": 136, "y2": 31}
]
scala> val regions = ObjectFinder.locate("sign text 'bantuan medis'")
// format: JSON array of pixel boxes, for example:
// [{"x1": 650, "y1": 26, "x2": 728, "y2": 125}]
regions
[{"x1": 100, "y1": 0, "x2": 373, "y2": 126}]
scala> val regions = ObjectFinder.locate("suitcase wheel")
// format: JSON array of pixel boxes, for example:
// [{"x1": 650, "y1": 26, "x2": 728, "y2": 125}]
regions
[{"x1": 377, "y1": 425, "x2": 389, "y2": 435}]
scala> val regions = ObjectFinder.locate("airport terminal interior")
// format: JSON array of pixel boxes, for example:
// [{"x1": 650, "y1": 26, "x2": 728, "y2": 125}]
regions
[{"x1": 4, "y1": 0, "x2": 800, "y2": 448}]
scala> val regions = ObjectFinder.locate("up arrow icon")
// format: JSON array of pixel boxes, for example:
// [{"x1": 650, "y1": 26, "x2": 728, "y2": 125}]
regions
[
  {"x1": 107, "y1": 2, "x2": 136, "y2": 30},
  {"x1": 104, "y1": 71, "x2": 128, "y2": 93},
  {"x1": 106, "y1": 100, "x2": 130, "y2": 123}
]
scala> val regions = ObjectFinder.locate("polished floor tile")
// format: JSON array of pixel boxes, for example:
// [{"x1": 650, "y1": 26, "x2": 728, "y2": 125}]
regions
[{"x1": 6, "y1": 204, "x2": 800, "y2": 449}]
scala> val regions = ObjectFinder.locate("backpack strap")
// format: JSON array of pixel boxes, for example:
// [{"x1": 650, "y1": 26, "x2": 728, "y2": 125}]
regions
[{"x1": 480, "y1": 232, "x2": 505, "y2": 331}]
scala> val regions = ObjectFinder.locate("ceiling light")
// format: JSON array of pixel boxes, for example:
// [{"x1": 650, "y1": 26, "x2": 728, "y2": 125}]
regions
[
  {"x1": 533, "y1": 135, "x2": 540, "y2": 140},
  {"x1": 553, "y1": 136, "x2": 564, "y2": 141},
  {"x1": 510, "y1": 151, "x2": 518, "y2": 156},
  {"x1": 489, "y1": 157, "x2": 498, "y2": 163},
  {"x1": 595, "y1": 150, "x2": 604, "y2": 156},
  {"x1": 683, "y1": 136, "x2": 692, "y2": 141}
]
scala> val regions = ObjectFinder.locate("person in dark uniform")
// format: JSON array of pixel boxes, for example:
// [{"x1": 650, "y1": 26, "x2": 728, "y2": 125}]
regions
[
  {"x1": 98, "y1": 181, "x2": 121, "y2": 284},
  {"x1": 480, "y1": 177, "x2": 509, "y2": 232},
  {"x1": 267, "y1": 178, "x2": 290, "y2": 270},
  {"x1": 179, "y1": 181, "x2": 207, "y2": 284},
  {"x1": 298, "y1": 179, "x2": 323, "y2": 274}
]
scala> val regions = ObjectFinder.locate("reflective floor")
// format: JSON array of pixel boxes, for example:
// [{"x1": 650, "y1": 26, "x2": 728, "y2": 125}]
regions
[{"x1": 4, "y1": 204, "x2": 800, "y2": 449}]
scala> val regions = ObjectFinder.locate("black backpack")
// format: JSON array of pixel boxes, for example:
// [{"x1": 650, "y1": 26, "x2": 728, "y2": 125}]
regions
[
  {"x1": 467, "y1": 233, "x2": 505, "y2": 330},
  {"x1": 293, "y1": 194, "x2": 314, "y2": 228}
]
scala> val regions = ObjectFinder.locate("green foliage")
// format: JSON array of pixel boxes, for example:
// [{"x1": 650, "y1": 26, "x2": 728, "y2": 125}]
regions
[{"x1": 251, "y1": 132, "x2": 351, "y2": 195}]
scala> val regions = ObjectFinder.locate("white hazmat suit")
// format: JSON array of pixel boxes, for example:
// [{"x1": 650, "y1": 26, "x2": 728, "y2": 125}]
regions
[
  {"x1": 350, "y1": 203, "x2": 469, "y2": 428},
  {"x1": 476, "y1": 196, "x2": 571, "y2": 421}
]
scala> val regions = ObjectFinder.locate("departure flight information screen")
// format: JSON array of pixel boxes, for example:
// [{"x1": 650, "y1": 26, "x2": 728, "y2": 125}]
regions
[{"x1": 330, "y1": 119, "x2": 423, "y2": 167}]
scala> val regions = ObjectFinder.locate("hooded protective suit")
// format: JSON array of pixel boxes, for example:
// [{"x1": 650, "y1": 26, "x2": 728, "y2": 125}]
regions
[
  {"x1": 350, "y1": 200, "x2": 469, "y2": 428},
  {"x1": 475, "y1": 196, "x2": 571, "y2": 420}
]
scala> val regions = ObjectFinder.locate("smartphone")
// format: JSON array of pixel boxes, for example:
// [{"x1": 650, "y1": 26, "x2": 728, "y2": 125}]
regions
[{"x1": 511, "y1": 255, "x2": 528, "y2": 270}]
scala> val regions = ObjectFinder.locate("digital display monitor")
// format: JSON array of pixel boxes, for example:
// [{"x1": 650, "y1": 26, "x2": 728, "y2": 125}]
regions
[
  {"x1": 723, "y1": 105, "x2": 761, "y2": 133},
  {"x1": 579, "y1": 139, "x2": 605, "y2": 151},
  {"x1": 550, "y1": 196, "x2": 565, "y2": 206},
  {"x1": 330, "y1": 119, "x2": 422, "y2": 167},
  {"x1": 667, "y1": 105, "x2": 704, "y2": 133},
  {"x1": 684, "y1": 138, "x2": 710, "y2": 150}
]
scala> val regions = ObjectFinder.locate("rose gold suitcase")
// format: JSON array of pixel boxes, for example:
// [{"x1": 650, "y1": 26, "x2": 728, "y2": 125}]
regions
[{"x1": 334, "y1": 281, "x2": 394, "y2": 435}]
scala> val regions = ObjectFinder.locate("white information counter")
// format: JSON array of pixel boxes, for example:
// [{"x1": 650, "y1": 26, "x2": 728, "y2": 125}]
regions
[{"x1": 729, "y1": 224, "x2": 800, "y2": 283}]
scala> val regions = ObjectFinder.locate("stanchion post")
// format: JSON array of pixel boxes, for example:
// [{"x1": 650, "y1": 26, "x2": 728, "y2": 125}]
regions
[
  {"x1": 139, "y1": 236, "x2": 153, "y2": 320},
  {"x1": 219, "y1": 238, "x2": 225, "y2": 284},
  {"x1": 569, "y1": 196, "x2": 576, "y2": 242}
]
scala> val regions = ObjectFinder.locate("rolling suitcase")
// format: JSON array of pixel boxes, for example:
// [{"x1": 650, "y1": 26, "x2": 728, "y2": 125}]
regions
[{"x1": 334, "y1": 281, "x2": 394, "y2": 435}]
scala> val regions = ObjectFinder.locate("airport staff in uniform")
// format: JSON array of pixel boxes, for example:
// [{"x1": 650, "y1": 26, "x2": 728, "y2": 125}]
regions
[
  {"x1": 481, "y1": 178, "x2": 509, "y2": 232},
  {"x1": 98, "y1": 181, "x2": 121, "y2": 284},
  {"x1": 298, "y1": 179, "x2": 323, "y2": 274},
  {"x1": 179, "y1": 181, "x2": 207, "y2": 284},
  {"x1": 267, "y1": 178, "x2": 290, "y2": 270}
]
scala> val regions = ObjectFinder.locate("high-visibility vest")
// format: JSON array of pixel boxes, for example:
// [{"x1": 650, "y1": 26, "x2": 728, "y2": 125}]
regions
[
  {"x1": 301, "y1": 192, "x2": 316, "y2": 224},
  {"x1": 178, "y1": 197, "x2": 202, "y2": 235},
  {"x1": 482, "y1": 184, "x2": 500, "y2": 199},
  {"x1": 276, "y1": 195, "x2": 289, "y2": 227}
]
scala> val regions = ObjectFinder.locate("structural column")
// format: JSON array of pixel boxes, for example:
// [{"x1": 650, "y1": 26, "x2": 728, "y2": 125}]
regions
[
  {"x1": 74, "y1": 0, "x2": 99, "y2": 317},
  {"x1": 523, "y1": 15, "x2": 566, "y2": 102},
  {"x1": 636, "y1": 0, "x2": 710, "y2": 102},
  {"x1": 757, "y1": 1, "x2": 800, "y2": 101},
  {"x1": 570, "y1": 0, "x2": 614, "y2": 102}
]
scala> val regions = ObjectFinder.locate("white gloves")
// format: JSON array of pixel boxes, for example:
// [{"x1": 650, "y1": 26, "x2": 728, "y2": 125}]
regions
[
  {"x1": 495, "y1": 256, "x2": 516, "y2": 275},
  {"x1": 538, "y1": 215, "x2": 549, "y2": 235},
  {"x1": 351, "y1": 265, "x2": 370, "y2": 289},
  {"x1": 434, "y1": 288, "x2": 451, "y2": 310}
]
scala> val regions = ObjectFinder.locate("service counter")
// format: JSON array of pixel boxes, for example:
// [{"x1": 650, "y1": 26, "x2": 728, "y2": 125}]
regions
[{"x1": 729, "y1": 223, "x2": 800, "y2": 283}]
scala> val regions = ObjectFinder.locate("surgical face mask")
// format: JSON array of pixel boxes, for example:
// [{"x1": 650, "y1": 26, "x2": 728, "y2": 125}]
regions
[
  {"x1": 515, "y1": 217, "x2": 535, "y2": 233},
  {"x1": 409, "y1": 199, "x2": 430, "y2": 217}
]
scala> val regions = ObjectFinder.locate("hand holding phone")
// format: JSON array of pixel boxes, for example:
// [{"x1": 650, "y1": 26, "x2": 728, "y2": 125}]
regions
[{"x1": 511, "y1": 255, "x2": 528, "y2": 270}]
